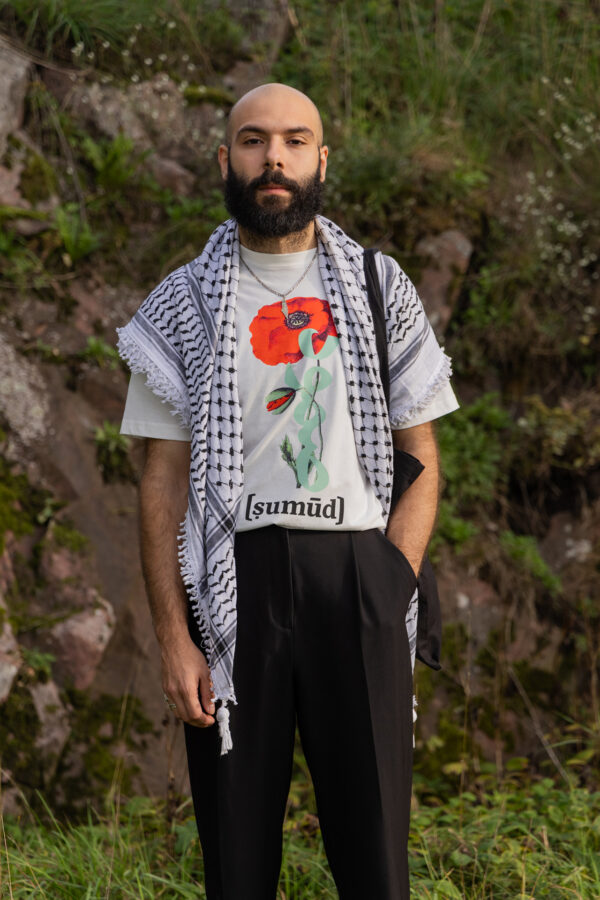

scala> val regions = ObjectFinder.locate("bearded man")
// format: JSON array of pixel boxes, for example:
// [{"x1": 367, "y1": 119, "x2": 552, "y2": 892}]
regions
[{"x1": 118, "y1": 82, "x2": 458, "y2": 900}]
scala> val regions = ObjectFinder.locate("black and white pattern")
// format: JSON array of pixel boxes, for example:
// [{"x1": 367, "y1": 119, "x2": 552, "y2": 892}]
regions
[{"x1": 117, "y1": 215, "x2": 452, "y2": 754}]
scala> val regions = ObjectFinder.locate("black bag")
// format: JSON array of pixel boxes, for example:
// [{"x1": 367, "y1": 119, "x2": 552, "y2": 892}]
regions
[{"x1": 363, "y1": 249, "x2": 442, "y2": 671}]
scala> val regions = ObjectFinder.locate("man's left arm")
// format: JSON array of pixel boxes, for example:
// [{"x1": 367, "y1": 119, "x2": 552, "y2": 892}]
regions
[{"x1": 386, "y1": 421, "x2": 440, "y2": 578}]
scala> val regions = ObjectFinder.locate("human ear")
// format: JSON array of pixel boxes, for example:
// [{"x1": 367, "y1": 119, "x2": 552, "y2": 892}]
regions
[
  {"x1": 217, "y1": 144, "x2": 229, "y2": 181},
  {"x1": 319, "y1": 145, "x2": 329, "y2": 182}
]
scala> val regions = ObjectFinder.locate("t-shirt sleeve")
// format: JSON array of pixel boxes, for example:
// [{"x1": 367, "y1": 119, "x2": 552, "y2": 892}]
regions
[
  {"x1": 376, "y1": 252, "x2": 456, "y2": 428},
  {"x1": 392, "y1": 381, "x2": 459, "y2": 429},
  {"x1": 120, "y1": 373, "x2": 192, "y2": 441}
]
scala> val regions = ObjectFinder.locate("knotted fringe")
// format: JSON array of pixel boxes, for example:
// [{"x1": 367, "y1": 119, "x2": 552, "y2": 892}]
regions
[
  {"x1": 217, "y1": 702, "x2": 233, "y2": 755},
  {"x1": 390, "y1": 353, "x2": 453, "y2": 428}
]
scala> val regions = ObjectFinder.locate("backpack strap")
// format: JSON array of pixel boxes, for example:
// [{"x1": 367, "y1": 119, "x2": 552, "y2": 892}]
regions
[
  {"x1": 363, "y1": 247, "x2": 442, "y2": 671},
  {"x1": 363, "y1": 248, "x2": 425, "y2": 504},
  {"x1": 363, "y1": 248, "x2": 390, "y2": 408}
]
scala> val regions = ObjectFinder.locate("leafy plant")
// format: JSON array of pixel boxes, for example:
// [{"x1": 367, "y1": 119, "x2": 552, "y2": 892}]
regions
[
  {"x1": 94, "y1": 421, "x2": 134, "y2": 483},
  {"x1": 514, "y1": 394, "x2": 600, "y2": 478},
  {"x1": 0, "y1": 457, "x2": 49, "y2": 552},
  {"x1": 437, "y1": 393, "x2": 512, "y2": 515},
  {"x1": 79, "y1": 336, "x2": 120, "y2": 369},
  {"x1": 81, "y1": 134, "x2": 147, "y2": 194},
  {"x1": 52, "y1": 520, "x2": 89, "y2": 553},
  {"x1": 55, "y1": 204, "x2": 100, "y2": 265},
  {"x1": 21, "y1": 647, "x2": 56, "y2": 680},
  {"x1": 499, "y1": 530, "x2": 562, "y2": 595}
]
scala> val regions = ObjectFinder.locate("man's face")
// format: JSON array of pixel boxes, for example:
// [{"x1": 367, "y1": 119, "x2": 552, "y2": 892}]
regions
[
  {"x1": 217, "y1": 84, "x2": 328, "y2": 239},
  {"x1": 223, "y1": 160, "x2": 324, "y2": 238}
]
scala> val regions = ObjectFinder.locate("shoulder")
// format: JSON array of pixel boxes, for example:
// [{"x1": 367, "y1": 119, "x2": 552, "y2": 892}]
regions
[{"x1": 374, "y1": 251, "x2": 414, "y2": 296}]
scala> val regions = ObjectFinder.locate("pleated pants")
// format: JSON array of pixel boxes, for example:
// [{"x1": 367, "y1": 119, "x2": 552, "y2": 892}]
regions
[{"x1": 184, "y1": 525, "x2": 418, "y2": 900}]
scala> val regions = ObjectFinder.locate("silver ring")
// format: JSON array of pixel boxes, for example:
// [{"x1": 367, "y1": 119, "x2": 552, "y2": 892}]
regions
[{"x1": 163, "y1": 692, "x2": 177, "y2": 711}]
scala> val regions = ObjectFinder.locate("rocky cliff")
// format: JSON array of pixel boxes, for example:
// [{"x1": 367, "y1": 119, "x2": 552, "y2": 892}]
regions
[{"x1": 0, "y1": 3, "x2": 598, "y2": 818}]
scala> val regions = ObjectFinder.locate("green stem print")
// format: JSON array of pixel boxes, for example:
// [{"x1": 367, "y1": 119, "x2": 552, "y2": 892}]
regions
[
  {"x1": 265, "y1": 329, "x2": 339, "y2": 492},
  {"x1": 280, "y1": 435, "x2": 301, "y2": 488}
]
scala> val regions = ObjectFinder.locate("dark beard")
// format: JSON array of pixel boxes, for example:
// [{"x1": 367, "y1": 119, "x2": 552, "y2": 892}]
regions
[{"x1": 223, "y1": 161, "x2": 324, "y2": 238}]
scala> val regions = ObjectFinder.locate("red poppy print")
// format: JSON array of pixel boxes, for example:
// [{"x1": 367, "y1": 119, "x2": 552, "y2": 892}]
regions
[{"x1": 250, "y1": 296, "x2": 338, "y2": 366}]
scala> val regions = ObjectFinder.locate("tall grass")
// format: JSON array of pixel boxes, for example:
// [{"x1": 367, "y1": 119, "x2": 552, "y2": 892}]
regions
[{"x1": 2, "y1": 771, "x2": 599, "y2": 898}]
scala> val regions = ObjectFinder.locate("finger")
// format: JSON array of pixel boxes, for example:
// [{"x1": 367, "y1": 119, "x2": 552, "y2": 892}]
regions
[
  {"x1": 199, "y1": 675, "x2": 216, "y2": 717},
  {"x1": 179, "y1": 684, "x2": 215, "y2": 728}
]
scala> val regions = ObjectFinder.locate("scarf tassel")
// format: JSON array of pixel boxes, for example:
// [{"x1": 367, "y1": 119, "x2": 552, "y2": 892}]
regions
[{"x1": 217, "y1": 702, "x2": 233, "y2": 755}]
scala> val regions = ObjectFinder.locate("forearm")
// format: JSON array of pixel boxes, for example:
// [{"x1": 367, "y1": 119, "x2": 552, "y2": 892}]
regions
[
  {"x1": 139, "y1": 440, "x2": 190, "y2": 648},
  {"x1": 386, "y1": 421, "x2": 440, "y2": 577},
  {"x1": 138, "y1": 438, "x2": 215, "y2": 727}
]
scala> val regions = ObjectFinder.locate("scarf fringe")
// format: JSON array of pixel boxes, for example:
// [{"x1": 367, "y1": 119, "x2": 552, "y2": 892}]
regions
[
  {"x1": 116, "y1": 329, "x2": 190, "y2": 431},
  {"x1": 177, "y1": 521, "x2": 237, "y2": 711},
  {"x1": 389, "y1": 352, "x2": 453, "y2": 428},
  {"x1": 118, "y1": 327, "x2": 238, "y2": 753}
]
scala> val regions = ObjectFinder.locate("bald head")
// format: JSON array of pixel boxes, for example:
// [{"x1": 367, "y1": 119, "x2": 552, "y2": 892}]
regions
[{"x1": 225, "y1": 83, "x2": 324, "y2": 146}]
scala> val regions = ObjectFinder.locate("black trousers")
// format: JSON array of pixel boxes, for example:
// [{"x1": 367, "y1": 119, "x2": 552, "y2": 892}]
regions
[{"x1": 184, "y1": 525, "x2": 417, "y2": 900}]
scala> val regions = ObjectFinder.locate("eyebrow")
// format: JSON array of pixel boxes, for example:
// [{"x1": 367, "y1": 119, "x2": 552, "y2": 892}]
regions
[{"x1": 235, "y1": 125, "x2": 315, "y2": 139}]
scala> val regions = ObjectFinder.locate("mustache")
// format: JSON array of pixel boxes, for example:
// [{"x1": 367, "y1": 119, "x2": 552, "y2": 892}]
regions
[{"x1": 249, "y1": 169, "x2": 299, "y2": 192}]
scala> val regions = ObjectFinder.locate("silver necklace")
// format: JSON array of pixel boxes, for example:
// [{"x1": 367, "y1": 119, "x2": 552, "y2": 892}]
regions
[{"x1": 240, "y1": 248, "x2": 318, "y2": 319}]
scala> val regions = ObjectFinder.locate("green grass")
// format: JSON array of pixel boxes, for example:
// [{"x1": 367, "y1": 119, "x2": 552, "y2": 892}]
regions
[{"x1": 1, "y1": 771, "x2": 599, "y2": 898}]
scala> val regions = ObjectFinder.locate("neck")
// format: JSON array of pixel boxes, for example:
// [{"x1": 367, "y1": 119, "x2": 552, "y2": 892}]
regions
[{"x1": 238, "y1": 221, "x2": 317, "y2": 254}]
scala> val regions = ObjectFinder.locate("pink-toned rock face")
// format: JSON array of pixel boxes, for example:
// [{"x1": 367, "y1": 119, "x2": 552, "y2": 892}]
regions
[
  {"x1": 29, "y1": 679, "x2": 70, "y2": 781},
  {"x1": 0, "y1": 593, "x2": 20, "y2": 704},
  {"x1": 416, "y1": 229, "x2": 473, "y2": 337},
  {"x1": 0, "y1": 37, "x2": 31, "y2": 159},
  {"x1": 49, "y1": 595, "x2": 116, "y2": 691}
]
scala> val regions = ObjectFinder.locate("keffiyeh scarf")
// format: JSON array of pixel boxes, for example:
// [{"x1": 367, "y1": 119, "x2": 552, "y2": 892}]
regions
[{"x1": 117, "y1": 215, "x2": 451, "y2": 754}]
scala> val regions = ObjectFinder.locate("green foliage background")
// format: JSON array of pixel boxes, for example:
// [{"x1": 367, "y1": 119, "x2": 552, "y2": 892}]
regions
[{"x1": 0, "y1": 0, "x2": 599, "y2": 895}]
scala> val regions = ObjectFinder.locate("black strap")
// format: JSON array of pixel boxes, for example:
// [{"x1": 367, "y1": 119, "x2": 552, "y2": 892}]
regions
[
  {"x1": 363, "y1": 247, "x2": 442, "y2": 671},
  {"x1": 363, "y1": 248, "x2": 390, "y2": 409},
  {"x1": 363, "y1": 248, "x2": 425, "y2": 503}
]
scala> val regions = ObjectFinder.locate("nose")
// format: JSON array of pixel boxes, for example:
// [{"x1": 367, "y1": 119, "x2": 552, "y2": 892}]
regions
[{"x1": 264, "y1": 137, "x2": 284, "y2": 169}]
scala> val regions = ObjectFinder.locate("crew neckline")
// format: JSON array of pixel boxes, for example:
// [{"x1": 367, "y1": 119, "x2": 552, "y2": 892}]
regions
[{"x1": 240, "y1": 245, "x2": 318, "y2": 269}]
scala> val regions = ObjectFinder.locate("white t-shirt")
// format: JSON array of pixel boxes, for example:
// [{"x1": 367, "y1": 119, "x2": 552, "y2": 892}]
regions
[{"x1": 121, "y1": 247, "x2": 458, "y2": 532}]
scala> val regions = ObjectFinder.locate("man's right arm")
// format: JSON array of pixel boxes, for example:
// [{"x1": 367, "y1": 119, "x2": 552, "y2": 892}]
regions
[{"x1": 139, "y1": 438, "x2": 215, "y2": 727}]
